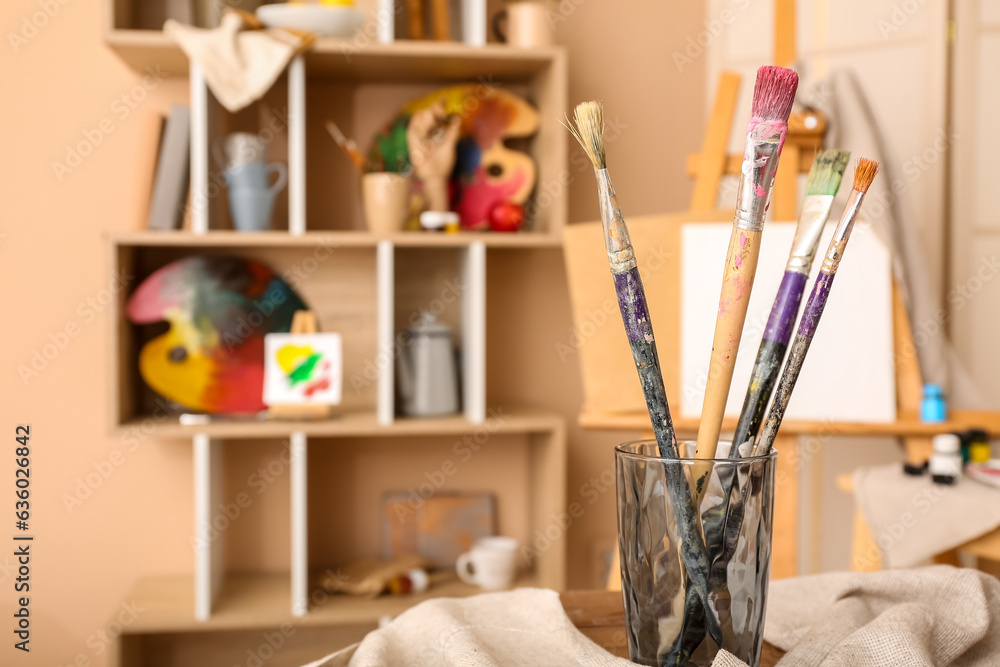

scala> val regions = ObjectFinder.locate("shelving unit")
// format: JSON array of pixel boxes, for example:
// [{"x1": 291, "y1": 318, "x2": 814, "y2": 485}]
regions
[{"x1": 104, "y1": 0, "x2": 570, "y2": 657}]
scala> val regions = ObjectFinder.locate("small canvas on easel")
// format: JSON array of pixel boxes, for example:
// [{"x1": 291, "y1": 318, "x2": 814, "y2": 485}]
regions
[{"x1": 263, "y1": 333, "x2": 343, "y2": 407}]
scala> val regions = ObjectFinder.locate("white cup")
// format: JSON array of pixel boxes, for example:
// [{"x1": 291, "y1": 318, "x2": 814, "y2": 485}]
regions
[
  {"x1": 213, "y1": 133, "x2": 267, "y2": 170},
  {"x1": 456, "y1": 537, "x2": 519, "y2": 590}
]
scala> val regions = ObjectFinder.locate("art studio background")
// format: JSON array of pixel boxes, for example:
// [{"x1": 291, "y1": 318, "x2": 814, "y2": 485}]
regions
[{"x1": 3, "y1": 0, "x2": 1000, "y2": 665}]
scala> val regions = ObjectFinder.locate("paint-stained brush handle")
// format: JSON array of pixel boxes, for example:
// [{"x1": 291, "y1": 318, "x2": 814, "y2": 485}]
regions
[
  {"x1": 755, "y1": 158, "x2": 880, "y2": 454},
  {"x1": 754, "y1": 271, "x2": 833, "y2": 452},
  {"x1": 731, "y1": 269, "x2": 808, "y2": 451},
  {"x1": 695, "y1": 227, "x2": 763, "y2": 459}
]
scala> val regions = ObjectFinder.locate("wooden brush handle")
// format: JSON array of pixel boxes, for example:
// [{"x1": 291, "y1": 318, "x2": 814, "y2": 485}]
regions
[{"x1": 695, "y1": 228, "x2": 763, "y2": 463}]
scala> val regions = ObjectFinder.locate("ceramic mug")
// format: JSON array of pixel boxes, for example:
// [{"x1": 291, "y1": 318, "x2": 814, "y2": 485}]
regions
[
  {"x1": 492, "y1": 1, "x2": 553, "y2": 49},
  {"x1": 224, "y1": 162, "x2": 288, "y2": 193},
  {"x1": 228, "y1": 188, "x2": 277, "y2": 232},
  {"x1": 456, "y1": 536, "x2": 520, "y2": 590},
  {"x1": 213, "y1": 133, "x2": 267, "y2": 170},
  {"x1": 362, "y1": 172, "x2": 411, "y2": 235}
]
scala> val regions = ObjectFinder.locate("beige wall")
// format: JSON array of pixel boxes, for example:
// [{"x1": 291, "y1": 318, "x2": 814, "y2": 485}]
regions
[{"x1": 0, "y1": 0, "x2": 706, "y2": 664}]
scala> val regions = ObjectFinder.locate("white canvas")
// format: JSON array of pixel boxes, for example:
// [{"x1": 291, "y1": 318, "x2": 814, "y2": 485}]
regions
[
  {"x1": 263, "y1": 333, "x2": 343, "y2": 406},
  {"x1": 679, "y1": 222, "x2": 896, "y2": 424}
]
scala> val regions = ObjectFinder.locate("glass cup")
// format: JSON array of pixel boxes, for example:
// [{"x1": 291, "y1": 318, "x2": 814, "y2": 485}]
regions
[{"x1": 615, "y1": 440, "x2": 777, "y2": 667}]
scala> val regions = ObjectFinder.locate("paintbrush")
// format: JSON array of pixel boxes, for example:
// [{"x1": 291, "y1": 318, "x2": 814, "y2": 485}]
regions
[
  {"x1": 754, "y1": 158, "x2": 880, "y2": 455},
  {"x1": 730, "y1": 149, "x2": 850, "y2": 455},
  {"x1": 325, "y1": 120, "x2": 368, "y2": 172},
  {"x1": 565, "y1": 101, "x2": 722, "y2": 648},
  {"x1": 694, "y1": 153, "x2": 851, "y2": 636},
  {"x1": 693, "y1": 66, "x2": 798, "y2": 493}
]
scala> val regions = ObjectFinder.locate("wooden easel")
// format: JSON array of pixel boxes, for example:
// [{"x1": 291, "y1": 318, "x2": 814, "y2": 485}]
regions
[{"x1": 266, "y1": 310, "x2": 334, "y2": 421}]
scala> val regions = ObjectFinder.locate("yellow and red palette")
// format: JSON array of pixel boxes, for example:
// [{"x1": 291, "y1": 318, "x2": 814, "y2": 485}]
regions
[
  {"x1": 367, "y1": 84, "x2": 539, "y2": 230},
  {"x1": 126, "y1": 256, "x2": 308, "y2": 414}
]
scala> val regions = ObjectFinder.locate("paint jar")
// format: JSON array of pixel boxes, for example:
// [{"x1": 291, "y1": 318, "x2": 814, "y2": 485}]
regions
[
  {"x1": 969, "y1": 429, "x2": 991, "y2": 464},
  {"x1": 930, "y1": 433, "x2": 962, "y2": 485},
  {"x1": 616, "y1": 440, "x2": 776, "y2": 667},
  {"x1": 920, "y1": 383, "x2": 947, "y2": 423}
]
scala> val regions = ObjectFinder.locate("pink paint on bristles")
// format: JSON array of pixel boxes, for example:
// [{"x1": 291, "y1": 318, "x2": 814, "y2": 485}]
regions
[{"x1": 750, "y1": 65, "x2": 798, "y2": 123}]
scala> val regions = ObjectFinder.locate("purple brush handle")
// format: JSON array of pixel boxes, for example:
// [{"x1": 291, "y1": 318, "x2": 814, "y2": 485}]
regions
[
  {"x1": 763, "y1": 270, "x2": 809, "y2": 344},
  {"x1": 797, "y1": 271, "x2": 835, "y2": 340}
]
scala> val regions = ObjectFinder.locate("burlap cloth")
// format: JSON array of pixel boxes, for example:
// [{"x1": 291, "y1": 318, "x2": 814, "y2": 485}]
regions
[
  {"x1": 304, "y1": 567, "x2": 1000, "y2": 666},
  {"x1": 853, "y1": 464, "x2": 1000, "y2": 567}
]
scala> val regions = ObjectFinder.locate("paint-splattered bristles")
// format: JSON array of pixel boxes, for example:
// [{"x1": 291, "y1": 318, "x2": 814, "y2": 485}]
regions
[
  {"x1": 853, "y1": 158, "x2": 880, "y2": 193},
  {"x1": 805, "y1": 149, "x2": 851, "y2": 197},
  {"x1": 564, "y1": 101, "x2": 606, "y2": 169},
  {"x1": 750, "y1": 65, "x2": 799, "y2": 123}
]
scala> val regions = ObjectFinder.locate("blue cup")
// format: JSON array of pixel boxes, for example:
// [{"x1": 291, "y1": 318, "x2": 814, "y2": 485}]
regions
[
  {"x1": 228, "y1": 188, "x2": 276, "y2": 232},
  {"x1": 225, "y1": 162, "x2": 287, "y2": 232},
  {"x1": 224, "y1": 162, "x2": 287, "y2": 192}
]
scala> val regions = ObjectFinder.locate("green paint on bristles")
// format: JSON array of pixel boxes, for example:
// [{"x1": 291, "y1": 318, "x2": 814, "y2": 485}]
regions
[{"x1": 804, "y1": 149, "x2": 851, "y2": 196}]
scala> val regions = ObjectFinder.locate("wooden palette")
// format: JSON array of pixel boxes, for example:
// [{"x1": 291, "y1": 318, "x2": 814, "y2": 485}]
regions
[{"x1": 367, "y1": 84, "x2": 539, "y2": 230}]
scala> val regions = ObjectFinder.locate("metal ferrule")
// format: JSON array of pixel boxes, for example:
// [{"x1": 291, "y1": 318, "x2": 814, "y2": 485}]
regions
[
  {"x1": 785, "y1": 194, "x2": 836, "y2": 273},
  {"x1": 734, "y1": 126, "x2": 785, "y2": 232},
  {"x1": 820, "y1": 189, "x2": 865, "y2": 274},
  {"x1": 595, "y1": 168, "x2": 637, "y2": 274}
]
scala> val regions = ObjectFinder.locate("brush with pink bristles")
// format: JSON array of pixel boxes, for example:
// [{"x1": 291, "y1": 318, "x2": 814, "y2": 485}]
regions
[{"x1": 692, "y1": 65, "x2": 799, "y2": 495}]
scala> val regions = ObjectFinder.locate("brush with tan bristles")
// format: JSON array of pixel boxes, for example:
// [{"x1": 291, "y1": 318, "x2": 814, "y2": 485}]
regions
[
  {"x1": 565, "y1": 101, "x2": 722, "y2": 647},
  {"x1": 754, "y1": 158, "x2": 881, "y2": 455},
  {"x1": 693, "y1": 65, "x2": 799, "y2": 495}
]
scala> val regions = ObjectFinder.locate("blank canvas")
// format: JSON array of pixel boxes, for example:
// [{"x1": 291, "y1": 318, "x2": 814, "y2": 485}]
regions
[{"x1": 679, "y1": 222, "x2": 896, "y2": 424}]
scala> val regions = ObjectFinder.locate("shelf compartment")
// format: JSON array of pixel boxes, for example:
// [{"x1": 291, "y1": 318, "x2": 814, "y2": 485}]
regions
[{"x1": 110, "y1": 241, "x2": 380, "y2": 429}]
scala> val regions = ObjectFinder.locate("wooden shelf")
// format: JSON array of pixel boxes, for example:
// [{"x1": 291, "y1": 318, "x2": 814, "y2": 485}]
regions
[
  {"x1": 123, "y1": 570, "x2": 540, "y2": 633},
  {"x1": 105, "y1": 30, "x2": 563, "y2": 80},
  {"x1": 579, "y1": 409, "x2": 1000, "y2": 439},
  {"x1": 116, "y1": 406, "x2": 564, "y2": 440},
  {"x1": 108, "y1": 230, "x2": 562, "y2": 249}
]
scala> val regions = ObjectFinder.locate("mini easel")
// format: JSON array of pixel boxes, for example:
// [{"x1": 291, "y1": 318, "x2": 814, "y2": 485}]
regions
[{"x1": 266, "y1": 310, "x2": 334, "y2": 421}]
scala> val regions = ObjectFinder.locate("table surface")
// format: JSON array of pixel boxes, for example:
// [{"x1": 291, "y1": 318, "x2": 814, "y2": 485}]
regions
[{"x1": 561, "y1": 590, "x2": 784, "y2": 667}]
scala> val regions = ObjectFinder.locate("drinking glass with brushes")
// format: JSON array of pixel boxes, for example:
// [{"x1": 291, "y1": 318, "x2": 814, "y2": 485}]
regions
[{"x1": 566, "y1": 65, "x2": 880, "y2": 667}]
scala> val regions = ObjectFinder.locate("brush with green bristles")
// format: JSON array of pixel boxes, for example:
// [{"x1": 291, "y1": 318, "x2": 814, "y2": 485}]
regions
[{"x1": 730, "y1": 148, "x2": 852, "y2": 454}]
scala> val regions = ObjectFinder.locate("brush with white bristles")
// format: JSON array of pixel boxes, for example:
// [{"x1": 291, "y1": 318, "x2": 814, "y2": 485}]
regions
[
  {"x1": 693, "y1": 66, "x2": 799, "y2": 490},
  {"x1": 565, "y1": 101, "x2": 722, "y2": 647},
  {"x1": 754, "y1": 158, "x2": 881, "y2": 455}
]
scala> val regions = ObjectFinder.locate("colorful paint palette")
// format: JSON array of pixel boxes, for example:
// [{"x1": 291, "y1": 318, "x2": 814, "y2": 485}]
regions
[
  {"x1": 126, "y1": 256, "x2": 308, "y2": 414},
  {"x1": 367, "y1": 84, "x2": 539, "y2": 230}
]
